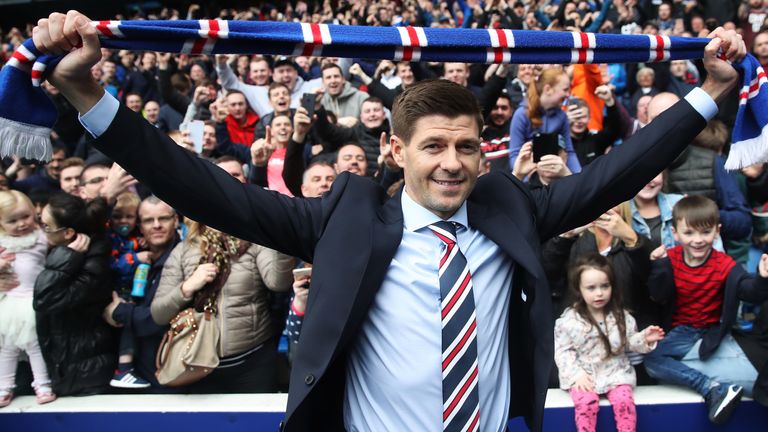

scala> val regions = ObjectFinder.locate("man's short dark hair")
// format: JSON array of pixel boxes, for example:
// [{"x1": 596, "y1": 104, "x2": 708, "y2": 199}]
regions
[
  {"x1": 321, "y1": 63, "x2": 343, "y2": 76},
  {"x1": 672, "y1": 195, "x2": 720, "y2": 230},
  {"x1": 139, "y1": 195, "x2": 177, "y2": 216},
  {"x1": 336, "y1": 142, "x2": 366, "y2": 161},
  {"x1": 302, "y1": 160, "x2": 335, "y2": 184},
  {"x1": 225, "y1": 89, "x2": 246, "y2": 99},
  {"x1": 268, "y1": 81, "x2": 290, "y2": 96},
  {"x1": 362, "y1": 96, "x2": 384, "y2": 106},
  {"x1": 125, "y1": 92, "x2": 142, "y2": 101},
  {"x1": 60, "y1": 157, "x2": 85, "y2": 171},
  {"x1": 392, "y1": 79, "x2": 482, "y2": 144}
]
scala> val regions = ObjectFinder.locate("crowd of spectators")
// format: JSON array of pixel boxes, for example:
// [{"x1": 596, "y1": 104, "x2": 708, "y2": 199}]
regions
[{"x1": 0, "y1": 0, "x2": 768, "y2": 426}]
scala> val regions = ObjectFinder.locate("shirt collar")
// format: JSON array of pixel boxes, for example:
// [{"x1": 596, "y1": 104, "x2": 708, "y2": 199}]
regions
[{"x1": 401, "y1": 187, "x2": 469, "y2": 233}]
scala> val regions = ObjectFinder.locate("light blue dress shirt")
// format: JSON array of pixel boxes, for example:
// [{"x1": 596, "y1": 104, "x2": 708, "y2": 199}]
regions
[
  {"x1": 344, "y1": 189, "x2": 514, "y2": 432},
  {"x1": 79, "y1": 86, "x2": 719, "y2": 431}
]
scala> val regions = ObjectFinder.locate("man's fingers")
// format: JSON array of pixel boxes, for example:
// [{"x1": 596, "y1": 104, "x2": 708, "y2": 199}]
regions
[
  {"x1": 60, "y1": 11, "x2": 84, "y2": 48},
  {"x1": 74, "y1": 14, "x2": 100, "y2": 60},
  {"x1": 46, "y1": 13, "x2": 72, "y2": 52},
  {"x1": 33, "y1": 19, "x2": 58, "y2": 54}
]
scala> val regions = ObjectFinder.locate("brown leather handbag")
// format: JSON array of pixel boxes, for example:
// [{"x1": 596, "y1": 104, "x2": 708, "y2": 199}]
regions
[{"x1": 155, "y1": 302, "x2": 220, "y2": 387}]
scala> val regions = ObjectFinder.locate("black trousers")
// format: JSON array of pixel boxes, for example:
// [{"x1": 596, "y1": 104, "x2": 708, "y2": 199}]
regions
[{"x1": 187, "y1": 340, "x2": 278, "y2": 394}]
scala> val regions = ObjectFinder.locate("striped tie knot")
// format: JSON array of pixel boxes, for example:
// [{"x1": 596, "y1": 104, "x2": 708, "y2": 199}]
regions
[{"x1": 429, "y1": 221, "x2": 462, "y2": 245}]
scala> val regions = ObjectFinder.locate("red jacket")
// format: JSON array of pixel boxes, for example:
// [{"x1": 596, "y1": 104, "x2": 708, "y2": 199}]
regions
[{"x1": 225, "y1": 111, "x2": 259, "y2": 146}]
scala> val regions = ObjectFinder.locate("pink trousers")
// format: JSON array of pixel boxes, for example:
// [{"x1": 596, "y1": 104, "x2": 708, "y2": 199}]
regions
[{"x1": 569, "y1": 384, "x2": 637, "y2": 432}]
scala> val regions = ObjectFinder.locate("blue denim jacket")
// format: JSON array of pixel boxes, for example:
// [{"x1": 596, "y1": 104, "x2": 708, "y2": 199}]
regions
[{"x1": 631, "y1": 192, "x2": 724, "y2": 251}]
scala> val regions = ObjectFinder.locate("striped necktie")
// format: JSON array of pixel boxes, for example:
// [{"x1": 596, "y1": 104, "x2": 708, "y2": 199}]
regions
[{"x1": 429, "y1": 221, "x2": 480, "y2": 432}]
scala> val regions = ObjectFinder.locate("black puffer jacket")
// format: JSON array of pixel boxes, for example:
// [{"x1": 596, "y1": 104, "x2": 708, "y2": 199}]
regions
[{"x1": 34, "y1": 235, "x2": 116, "y2": 396}]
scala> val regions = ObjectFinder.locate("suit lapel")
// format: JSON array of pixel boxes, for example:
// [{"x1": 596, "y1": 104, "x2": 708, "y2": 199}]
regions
[
  {"x1": 341, "y1": 189, "x2": 405, "y2": 345},
  {"x1": 467, "y1": 200, "x2": 541, "y2": 284},
  {"x1": 316, "y1": 188, "x2": 405, "y2": 365}
]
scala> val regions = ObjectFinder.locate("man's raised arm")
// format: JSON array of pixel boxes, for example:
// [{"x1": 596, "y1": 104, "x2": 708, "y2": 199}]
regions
[{"x1": 33, "y1": 11, "x2": 322, "y2": 263}]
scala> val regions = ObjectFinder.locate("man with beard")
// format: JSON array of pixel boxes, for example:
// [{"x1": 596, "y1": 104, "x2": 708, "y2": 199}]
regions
[
  {"x1": 480, "y1": 94, "x2": 514, "y2": 173},
  {"x1": 333, "y1": 144, "x2": 368, "y2": 177},
  {"x1": 30, "y1": 12, "x2": 745, "y2": 430}
]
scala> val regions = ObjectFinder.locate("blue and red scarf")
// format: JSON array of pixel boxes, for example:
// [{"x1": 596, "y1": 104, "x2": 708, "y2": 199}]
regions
[{"x1": 0, "y1": 20, "x2": 766, "y2": 169}]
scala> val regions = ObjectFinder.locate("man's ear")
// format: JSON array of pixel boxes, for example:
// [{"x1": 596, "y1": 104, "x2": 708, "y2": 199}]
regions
[{"x1": 390, "y1": 135, "x2": 406, "y2": 169}]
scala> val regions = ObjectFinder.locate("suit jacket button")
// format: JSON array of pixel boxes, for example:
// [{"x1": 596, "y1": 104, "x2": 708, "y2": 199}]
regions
[{"x1": 304, "y1": 374, "x2": 315, "y2": 385}]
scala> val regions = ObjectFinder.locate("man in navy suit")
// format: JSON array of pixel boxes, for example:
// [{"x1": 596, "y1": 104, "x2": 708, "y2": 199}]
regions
[{"x1": 33, "y1": 11, "x2": 745, "y2": 431}]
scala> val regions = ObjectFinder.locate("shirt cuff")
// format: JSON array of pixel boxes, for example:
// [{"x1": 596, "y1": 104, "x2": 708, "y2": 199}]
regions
[
  {"x1": 684, "y1": 87, "x2": 718, "y2": 122},
  {"x1": 78, "y1": 90, "x2": 120, "y2": 138}
]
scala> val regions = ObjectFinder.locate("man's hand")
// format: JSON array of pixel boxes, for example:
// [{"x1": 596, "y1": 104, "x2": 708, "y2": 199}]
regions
[
  {"x1": 251, "y1": 126, "x2": 275, "y2": 167},
  {"x1": 537, "y1": 154, "x2": 570, "y2": 179},
  {"x1": 758, "y1": 253, "x2": 768, "y2": 278},
  {"x1": 136, "y1": 251, "x2": 153, "y2": 264},
  {"x1": 593, "y1": 209, "x2": 637, "y2": 246},
  {"x1": 566, "y1": 105, "x2": 588, "y2": 123},
  {"x1": 594, "y1": 85, "x2": 615, "y2": 107},
  {"x1": 650, "y1": 244, "x2": 668, "y2": 261},
  {"x1": 378, "y1": 131, "x2": 400, "y2": 171},
  {"x1": 700, "y1": 27, "x2": 746, "y2": 103},
  {"x1": 741, "y1": 163, "x2": 765, "y2": 180},
  {"x1": 292, "y1": 106, "x2": 312, "y2": 143},
  {"x1": 512, "y1": 141, "x2": 536, "y2": 180},
  {"x1": 156, "y1": 52, "x2": 172, "y2": 70},
  {"x1": 103, "y1": 291, "x2": 125, "y2": 328},
  {"x1": 67, "y1": 233, "x2": 91, "y2": 253},
  {"x1": 101, "y1": 163, "x2": 138, "y2": 205},
  {"x1": 33, "y1": 11, "x2": 103, "y2": 113},
  {"x1": 292, "y1": 274, "x2": 310, "y2": 315},
  {"x1": 209, "y1": 99, "x2": 229, "y2": 122}
]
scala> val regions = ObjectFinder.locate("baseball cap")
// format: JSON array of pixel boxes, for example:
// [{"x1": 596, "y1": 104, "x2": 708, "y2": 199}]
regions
[{"x1": 273, "y1": 56, "x2": 299, "y2": 71}]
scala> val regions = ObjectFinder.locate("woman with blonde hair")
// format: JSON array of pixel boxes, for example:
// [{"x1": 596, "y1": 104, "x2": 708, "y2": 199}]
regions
[
  {"x1": 508, "y1": 67, "x2": 581, "y2": 174},
  {"x1": 150, "y1": 219, "x2": 293, "y2": 393}
]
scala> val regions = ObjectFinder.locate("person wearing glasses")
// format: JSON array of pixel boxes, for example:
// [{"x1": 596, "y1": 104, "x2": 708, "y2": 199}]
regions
[
  {"x1": 78, "y1": 163, "x2": 110, "y2": 201},
  {"x1": 101, "y1": 196, "x2": 181, "y2": 391},
  {"x1": 33, "y1": 193, "x2": 115, "y2": 396}
]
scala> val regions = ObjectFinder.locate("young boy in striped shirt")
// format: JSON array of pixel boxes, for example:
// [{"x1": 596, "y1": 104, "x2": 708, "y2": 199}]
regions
[{"x1": 643, "y1": 195, "x2": 768, "y2": 425}]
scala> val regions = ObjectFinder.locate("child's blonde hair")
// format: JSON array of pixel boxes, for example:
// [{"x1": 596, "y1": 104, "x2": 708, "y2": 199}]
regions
[
  {"x1": 0, "y1": 190, "x2": 35, "y2": 234},
  {"x1": 113, "y1": 192, "x2": 141, "y2": 214}
]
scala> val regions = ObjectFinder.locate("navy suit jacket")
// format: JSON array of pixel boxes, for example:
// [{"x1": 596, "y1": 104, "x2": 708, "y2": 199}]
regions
[{"x1": 93, "y1": 97, "x2": 707, "y2": 431}]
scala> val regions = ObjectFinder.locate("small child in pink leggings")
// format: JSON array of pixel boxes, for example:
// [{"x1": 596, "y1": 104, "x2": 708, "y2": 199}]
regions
[{"x1": 555, "y1": 255, "x2": 665, "y2": 432}]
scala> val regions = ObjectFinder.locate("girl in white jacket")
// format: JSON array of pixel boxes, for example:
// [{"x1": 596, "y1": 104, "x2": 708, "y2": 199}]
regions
[{"x1": 555, "y1": 254, "x2": 664, "y2": 432}]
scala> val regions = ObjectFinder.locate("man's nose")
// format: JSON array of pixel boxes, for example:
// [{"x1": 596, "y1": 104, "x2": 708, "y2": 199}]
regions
[{"x1": 440, "y1": 148, "x2": 462, "y2": 171}]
